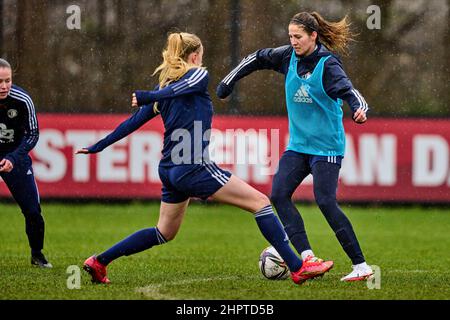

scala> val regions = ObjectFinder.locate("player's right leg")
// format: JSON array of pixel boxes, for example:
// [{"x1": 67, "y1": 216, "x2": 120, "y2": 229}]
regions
[
  {"x1": 210, "y1": 175, "x2": 333, "y2": 284},
  {"x1": 84, "y1": 199, "x2": 190, "y2": 284},
  {"x1": 270, "y1": 151, "x2": 315, "y2": 259}
]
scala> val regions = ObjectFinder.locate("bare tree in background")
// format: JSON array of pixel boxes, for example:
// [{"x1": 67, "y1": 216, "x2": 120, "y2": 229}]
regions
[
  {"x1": 444, "y1": 0, "x2": 450, "y2": 109},
  {"x1": 2, "y1": 0, "x2": 448, "y2": 116},
  {"x1": 16, "y1": 0, "x2": 49, "y2": 97},
  {"x1": 0, "y1": 0, "x2": 3, "y2": 55}
]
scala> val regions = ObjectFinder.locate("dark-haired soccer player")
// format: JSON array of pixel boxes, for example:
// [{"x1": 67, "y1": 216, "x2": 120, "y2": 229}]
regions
[
  {"x1": 0, "y1": 58, "x2": 52, "y2": 268},
  {"x1": 76, "y1": 32, "x2": 333, "y2": 285},
  {"x1": 217, "y1": 11, "x2": 373, "y2": 282}
]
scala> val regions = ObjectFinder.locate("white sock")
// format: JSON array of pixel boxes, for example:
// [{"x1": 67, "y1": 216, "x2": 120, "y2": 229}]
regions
[
  {"x1": 354, "y1": 262, "x2": 370, "y2": 270},
  {"x1": 301, "y1": 250, "x2": 314, "y2": 260}
]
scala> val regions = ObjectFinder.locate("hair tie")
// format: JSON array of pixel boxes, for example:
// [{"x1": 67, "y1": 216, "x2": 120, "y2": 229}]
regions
[{"x1": 291, "y1": 18, "x2": 318, "y2": 32}]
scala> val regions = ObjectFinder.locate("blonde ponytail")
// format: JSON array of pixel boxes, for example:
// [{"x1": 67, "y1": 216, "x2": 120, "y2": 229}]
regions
[{"x1": 152, "y1": 32, "x2": 203, "y2": 112}]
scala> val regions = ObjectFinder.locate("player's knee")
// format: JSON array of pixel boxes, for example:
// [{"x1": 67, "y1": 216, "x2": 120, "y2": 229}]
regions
[
  {"x1": 315, "y1": 194, "x2": 337, "y2": 210},
  {"x1": 157, "y1": 228, "x2": 176, "y2": 242},
  {"x1": 164, "y1": 233, "x2": 176, "y2": 242},
  {"x1": 254, "y1": 193, "x2": 271, "y2": 212},
  {"x1": 24, "y1": 211, "x2": 44, "y2": 223},
  {"x1": 270, "y1": 189, "x2": 290, "y2": 206},
  {"x1": 21, "y1": 205, "x2": 42, "y2": 218}
]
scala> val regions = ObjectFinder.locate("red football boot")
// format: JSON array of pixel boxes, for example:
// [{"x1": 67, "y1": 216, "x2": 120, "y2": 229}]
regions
[
  {"x1": 291, "y1": 256, "x2": 334, "y2": 285},
  {"x1": 83, "y1": 255, "x2": 110, "y2": 284}
]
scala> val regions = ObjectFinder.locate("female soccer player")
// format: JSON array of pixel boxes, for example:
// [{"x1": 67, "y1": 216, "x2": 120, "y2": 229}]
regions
[
  {"x1": 0, "y1": 58, "x2": 52, "y2": 268},
  {"x1": 217, "y1": 12, "x2": 373, "y2": 282},
  {"x1": 76, "y1": 32, "x2": 333, "y2": 285}
]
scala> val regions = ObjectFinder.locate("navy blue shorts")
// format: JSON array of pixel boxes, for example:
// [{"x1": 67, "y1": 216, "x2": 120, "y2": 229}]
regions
[
  {"x1": 283, "y1": 150, "x2": 343, "y2": 168},
  {"x1": 158, "y1": 163, "x2": 232, "y2": 204}
]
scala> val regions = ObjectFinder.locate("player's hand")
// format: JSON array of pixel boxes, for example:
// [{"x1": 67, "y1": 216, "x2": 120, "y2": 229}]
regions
[
  {"x1": 216, "y1": 82, "x2": 234, "y2": 100},
  {"x1": 75, "y1": 148, "x2": 90, "y2": 154},
  {"x1": 0, "y1": 159, "x2": 13, "y2": 173},
  {"x1": 131, "y1": 93, "x2": 138, "y2": 108},
  {"x1": 353, "y1": 107, "x2": 368, "y2": 124}
]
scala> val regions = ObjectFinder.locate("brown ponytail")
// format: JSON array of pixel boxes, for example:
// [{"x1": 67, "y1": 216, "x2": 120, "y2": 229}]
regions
[{"x1": 290, "y1": 12, "x2": 355, "y2": 56}]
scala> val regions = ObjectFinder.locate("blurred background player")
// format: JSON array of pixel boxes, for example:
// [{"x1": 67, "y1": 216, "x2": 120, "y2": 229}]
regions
[
  {"x1": 0, "y1": 58, "x2": 52, "y2": 268},
  {"x1": 217, "y1": 11, "x2": 373, "y2": 282},
  {"x1": 76, "y1": 32, "x2": 333, "y2": 285}
]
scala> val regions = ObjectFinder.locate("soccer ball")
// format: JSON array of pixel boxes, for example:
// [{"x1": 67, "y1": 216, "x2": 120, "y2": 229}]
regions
[{"x1": 258, "y1": 246, "x2": 290, "y2": 280}]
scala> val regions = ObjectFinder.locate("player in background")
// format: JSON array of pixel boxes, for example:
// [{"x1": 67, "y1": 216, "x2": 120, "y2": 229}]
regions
[
  {"x1": 217, "y1": 11, "x2": 373, "y2": 282},
  {"x1": 76, "y1": 32, "x2": 333, "y2": 285},
  {"x1": 0, "y1": 58, "x2": 52, "y2": 268}
]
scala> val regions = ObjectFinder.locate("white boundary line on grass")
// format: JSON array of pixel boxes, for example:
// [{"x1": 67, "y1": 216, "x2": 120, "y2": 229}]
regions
[
  {"x1": 388, "y1": 270, "x2": 439, "y2": 273},
  {"x1": 136, "y1": 276, "x2": 246, "y2": 300},
  {"x1": 136, "y1": 270, "x2": 446, "y2": 299}
]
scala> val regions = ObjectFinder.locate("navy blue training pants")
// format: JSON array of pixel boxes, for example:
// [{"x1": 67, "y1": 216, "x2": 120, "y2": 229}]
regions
[
  {"x1": 270, "y1": 151, "x2": 365, "y2": 265},
  {"x1": 1, "y1": 155, "x2": 45, "y2": 252}
]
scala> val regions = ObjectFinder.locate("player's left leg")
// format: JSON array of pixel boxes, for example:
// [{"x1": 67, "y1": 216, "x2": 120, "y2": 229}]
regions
[
  {"x1": 311, "y1": 161, "x2": 373, "y2": 281},
  {"x1": 1, "y1": 159, "x2": 51, "y2": 268},
  {"x1": 97, "y1": 200, "x2": 190, "y2": 265},
  {"x1": 84, "y1": 199, "x2": 190, "y2": 284}
]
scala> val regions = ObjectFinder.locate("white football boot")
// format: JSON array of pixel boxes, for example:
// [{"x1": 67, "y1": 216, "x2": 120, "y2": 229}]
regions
[{"x1": 340, "y1": 263, "x2": 374, "y2": 282}]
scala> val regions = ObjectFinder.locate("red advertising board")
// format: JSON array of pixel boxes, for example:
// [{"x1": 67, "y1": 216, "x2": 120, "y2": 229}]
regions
[{"x1": 1, "y1": 114, "x2": 449, "y2": 203}]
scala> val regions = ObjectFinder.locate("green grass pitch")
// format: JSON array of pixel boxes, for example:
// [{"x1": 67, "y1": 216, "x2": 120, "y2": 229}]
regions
[{"x1": 0, "y1": 202, "x2": 449, "y2": 300}]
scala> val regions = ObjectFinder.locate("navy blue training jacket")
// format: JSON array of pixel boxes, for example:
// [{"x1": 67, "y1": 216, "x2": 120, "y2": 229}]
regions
[
  {"x1": 87, "y1": 68, "x2": 213, "y2": 167},
  {"x1": 0, "y1": 85, "x2": 39, "y2": 166}
]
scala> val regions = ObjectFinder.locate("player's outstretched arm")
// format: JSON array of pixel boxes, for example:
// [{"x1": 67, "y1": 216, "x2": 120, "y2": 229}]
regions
[
  {"x1": 75, "y1": 104, "x2": 159, "y2": 154},
  {"x1": 216, "y1": 51, "x2": 260, "y2": 100},
  {"x1": 216, "y1": 46, "x2": 289, "y2": 100}
]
